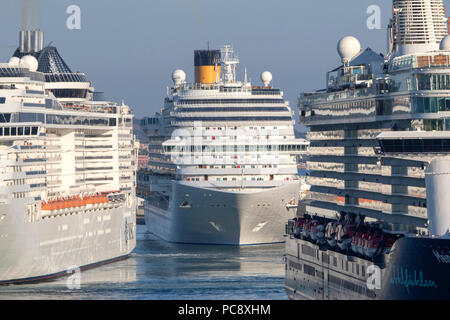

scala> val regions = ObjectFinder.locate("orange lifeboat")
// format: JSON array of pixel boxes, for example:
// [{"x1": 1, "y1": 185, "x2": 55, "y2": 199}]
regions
[
  {"x1": 41, "y1": 201, "x2": 51, "y2": 211},
  {"x1": 75, "y1": 195, "x2": 83, "y2": 207},
  {"x1": 57, "y1": 200, "x2": 62, "y2": 209},
  {"x1": 63, "y1": 198, "x2": 70, "y2": 209},
  {"x1": 86, "y1": 196, "x2": 95, "y2": 205},
  {"x1": 69, "y1": 197, "x2": 76, "y2": 208}
]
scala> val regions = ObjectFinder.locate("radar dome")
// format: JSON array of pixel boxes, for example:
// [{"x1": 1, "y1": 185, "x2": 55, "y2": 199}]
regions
[
  {"x1": 172, "y1": 69, "x2": 186, "y2": 85},
  {"x1": 440, "y1": 35, "x2": 450, "y2": 51},
  {"x1": 337, "y1": 36, "x2": 361, "y2": 64},
  {"x1": 8, "y1": 57, "x2": 20, "y2": 67},
  {"x1": 261, "y1": 71, "x2": 272, "y2": 86},
  {"x1": 20, "y1": 55, "x2": 39, "y2": 72}
]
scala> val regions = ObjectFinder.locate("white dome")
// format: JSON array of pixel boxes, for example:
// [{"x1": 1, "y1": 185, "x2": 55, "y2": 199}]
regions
[
  {"x1": 440, "y1": 35, "x2": 450, "y2": 51},
  {"x1": 261, "y1": 71, "x2": 272, "y2": 86},
  {"x1": 172, "y1": 69, "x2": 186, "y2": 85},
  {"x1": 20, "y1": 55, "x2": 39, "y2": 72},
  {"x1": 8, "y1": 57, "x2": 20, "y2": 67},
  {"x1": 337, "y1": 36, "x2": 361, "y2": 64}
]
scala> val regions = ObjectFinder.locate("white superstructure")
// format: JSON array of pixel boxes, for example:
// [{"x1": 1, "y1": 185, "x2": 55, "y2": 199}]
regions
[
  {"x1": 390, "y1": 0, "x2": 448, "y2": 56},
  {"x1": 0, "y1": 29, "x2": 137, "y2": 283},
  {"x1": 139, "y1": 46, "x2": 308, "y2": 245},
  {"x1": 298, "y1": 0, "x2": 450, "y2": 236}
]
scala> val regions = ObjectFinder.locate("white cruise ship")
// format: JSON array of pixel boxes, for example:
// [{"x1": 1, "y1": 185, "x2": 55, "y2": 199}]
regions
[
  {"x1": 284, "y1": 0, "x2": 450, "y2": 300},
  {"x1": 138, "y1": 46, "x2": 308, "y2": 245},
  {"x1": 0, "y1": 28, "x2": 137, "y2": 284}
]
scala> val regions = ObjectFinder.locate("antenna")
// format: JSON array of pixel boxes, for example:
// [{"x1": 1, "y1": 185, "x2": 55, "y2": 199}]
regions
[
  {"x1": 244, "y1": 67, "x2": 247, "y2": 84},
  {"x1": 220, "y1": 45, "x2": 239, "y2": 84}
]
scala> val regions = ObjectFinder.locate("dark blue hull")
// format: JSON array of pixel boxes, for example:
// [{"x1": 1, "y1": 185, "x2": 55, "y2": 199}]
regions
[{"x1": 285, "y1": 236, "x2": 450, "y2": 300}]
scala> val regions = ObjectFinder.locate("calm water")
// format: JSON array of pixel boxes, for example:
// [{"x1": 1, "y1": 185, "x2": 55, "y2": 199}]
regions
[{"x1": 0, "y1": 225, "x2": 288, "y2": 300}]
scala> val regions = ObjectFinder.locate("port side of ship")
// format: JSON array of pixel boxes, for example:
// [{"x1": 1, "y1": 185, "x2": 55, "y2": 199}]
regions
[
  {"x1": 285, "y1": 0, "x2": 450, "y2": 300},
  {"x1": 139, "y1": 46, "x2": 308, "y2": 245},
  {"x1": 0, "y1": 28, "x2": 137, "y2": 283}
]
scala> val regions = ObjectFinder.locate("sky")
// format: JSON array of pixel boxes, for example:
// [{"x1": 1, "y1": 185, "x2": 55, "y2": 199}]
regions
[{"x1": 0, "y1": 0, "x2": 449, "y2": 119}]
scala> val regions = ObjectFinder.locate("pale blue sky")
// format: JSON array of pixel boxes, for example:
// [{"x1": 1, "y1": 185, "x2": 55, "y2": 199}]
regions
[{"x1": 0, "y1": 0, "x2": 449, "y2": 117}]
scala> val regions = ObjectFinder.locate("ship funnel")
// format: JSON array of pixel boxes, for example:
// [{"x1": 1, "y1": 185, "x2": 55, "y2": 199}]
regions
[
  {"x1": 425, "y1": 157, "x2": 450, "y2": 238},
  {"x1": 20, "y1": 0, "x2": 43, "y2": 53},
  {"x1": 194, "y1": 50, "x2": 221, "y2": 84},
  {"x1": 20, "y1": 29, "x2": 44, "y2": 53}
]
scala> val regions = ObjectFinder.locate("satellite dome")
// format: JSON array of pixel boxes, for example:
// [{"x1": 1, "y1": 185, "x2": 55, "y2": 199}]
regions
[
  {"x1": 172, "y1": 69, "x2": 186, "y2": 85},
  {"x1": 440, "y1": 35, "x2": 450, "y2": 51},
  {"x1": 20, "y1": 55, "x2": 39, "y2": 72},
  {"x1": 337, "y1": 36, "x2": 361, "y2": 64},
  {"x1": 8, "y1": 57, "x2": 20, "y2": 67},
  {"x1": 261, "y1": 71, "x2": 272, "y2": 86}
]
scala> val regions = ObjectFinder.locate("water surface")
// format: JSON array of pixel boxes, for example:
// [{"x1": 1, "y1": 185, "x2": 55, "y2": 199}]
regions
[{"x1": 0, "y1": 225, "x2": 287, "y2": 300}]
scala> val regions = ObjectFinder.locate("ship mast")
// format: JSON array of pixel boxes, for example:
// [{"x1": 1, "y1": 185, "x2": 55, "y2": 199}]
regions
[{"x1": 220, "y1": 45, "x2": 240, "y2": 84}]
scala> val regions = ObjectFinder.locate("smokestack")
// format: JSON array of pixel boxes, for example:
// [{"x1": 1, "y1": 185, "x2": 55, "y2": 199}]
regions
[
  {"x1": 20, "y1": 30, "x2": 44, "y2": 53},
  {"x1": 194, "y1": 50, "x2": 221, "y2": 84},
  {"x1": 19, "y1": 0, "x2": 43, "y2": 53}
]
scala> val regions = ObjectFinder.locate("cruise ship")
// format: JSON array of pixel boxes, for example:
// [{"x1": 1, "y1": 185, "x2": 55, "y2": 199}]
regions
[
  {"x1": 285, "y1": 0, "x2": 450, "y2": 299},
  {"x1": 138, "y1": 46, "x2": 308, "y2": 245},
  {"x1": 0, "y1": 28, "x2": 137, "y2": 284}
]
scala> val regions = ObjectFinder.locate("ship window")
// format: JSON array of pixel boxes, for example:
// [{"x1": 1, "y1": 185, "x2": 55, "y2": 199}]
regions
[
  {"x1": 0, "y1": 97, "x2": 5, "y2": 104},
  {"x1": 11, "y1": 127, "x2": 16, "y2": 135},
  {"x1": 424, "y1": 139, "x2": 443, "y2": 152},
  {"x1": 25, "y1": 127, "x2": 31, "y2": 135},
  {"x1": 4, "y1": 128, "x2": 9, "y2": 136},
  {"x1": 0, "y1": 113, "x2": 11, "y2": 123},
  {"x1": 424, "y1": 119, "x2": 443, "y2": 131},
  {"x1": 0, "y1": 128, "x2": 2, "y2": 136},
  {"x1": 404, "y1": 139, "x2": 423, "y2": 153},
  {"x1": 443, "y1": 139, "x2": 450, "y2": 152}
]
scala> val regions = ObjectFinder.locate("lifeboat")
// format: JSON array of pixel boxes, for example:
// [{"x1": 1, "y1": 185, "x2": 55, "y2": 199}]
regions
[
  {"x1": 62, "y1": 198, "x2": 69, "y2": 209},
  {"x1": 357, "y1": 232, "x2": 368, "y2": 255},
  {"x1": 336, "y1": 223, "x2": 356, "y2": 251},
  {"x1": 294, "y1": 218, "x2": 305, "y2": 238},
  {"x1": 86, "y1": 196, "x2": 95, "y2": 205},
  {"x1": 56, "y1": 201, "x2": 64, "y2": 210},
  {"x1": 301, "y1": 218, "x2": 312, "y2": 239},
  {"x1": 68, "y1": 197, "x2": 75, "y2": 208},
  {"x1": 41, "y1": 201, "x2": 51, "y2": 211},
  {"x1": 310, "y1": 219, "x2": 325, "y2": 243},
  {"x1": 351, "y1": 231, "x2": 363, "y2": 253},
  {"x1": 325, "y1": 221, "x2": 338, "y2": 248},
  {"x1": 73, "y1": 196, "x2": 81, "y2": 207},
  {"x1": 365, "y1": 232, "x2": 383, "y2": 257}
]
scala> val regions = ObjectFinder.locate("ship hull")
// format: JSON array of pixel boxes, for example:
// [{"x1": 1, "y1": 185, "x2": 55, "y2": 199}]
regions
[
  {"x1": 144, "y1": 181, "x2": 300, "y2": 245},
  {"x1": 285, "y1": 236, "x2": 450, "y2": 300},
  {"x1": 0, "y1": 199, "x2": 136, "y2": 284}
]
